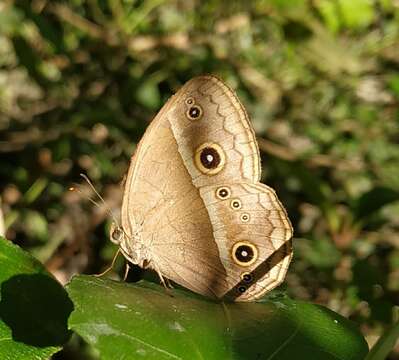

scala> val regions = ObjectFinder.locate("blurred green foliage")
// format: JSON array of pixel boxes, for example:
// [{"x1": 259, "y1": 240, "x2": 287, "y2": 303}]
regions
[{"x1": 0, "y1": 0, "x2": 398, "y2": 357}]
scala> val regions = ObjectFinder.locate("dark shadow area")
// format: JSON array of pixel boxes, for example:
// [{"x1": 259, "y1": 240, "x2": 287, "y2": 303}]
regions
[
  {"x1": 0, "y1": 273, "x2": 73, "y2": 347},
  {"x1": 52, "y1": 333, "x2": 97, "y2": 360}
]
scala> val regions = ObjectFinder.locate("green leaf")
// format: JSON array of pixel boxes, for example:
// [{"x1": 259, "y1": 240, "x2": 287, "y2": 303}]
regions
[
  {"x1": 67, "y1": 275, "x2": 368, "y2": 360},
  {"x1": 135, "y1": 80, "x2": 161, "y2": 110},
  {"x1": 0, "y1": 237, "x2": 73, "y2": 360},
  {"x1": 295, "y1": 237, "x2": 340, "y2": 268},
  {"x1": 337, "y1": 0, "x2": 375, "y2": 29},
  {"x1": 388, "y1": 74, "x2": 399, "y2": 98},
  {"x1": 316, "y1": 0, "x2": 341, "y2": 33},
  {"x1": 23, "y1": 210, "x2": 48, "y2": 241},
  {"x1": 366, "y1": 322, "x2": 399, "y2": 360},
  {"x1": 0, "y1": 6, "x2": 23, "y2": 35},
  {"x1": 11, "y1": 35, "x2": 49, "y2": 87},
  {"x1": 270, "y1": 0, "x2": 307, "y2": 12}
]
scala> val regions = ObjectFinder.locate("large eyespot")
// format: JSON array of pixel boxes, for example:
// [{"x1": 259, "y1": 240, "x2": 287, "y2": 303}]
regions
[
  {"x1": 240, "y1": 213, "x2": 250, "y2": 222},
  {"x1": 186, "y1": 105, "x2": 203, "y2": 120},
  {"x1": 241, "y1": 272, "x2": 253, "y2": 283},
  {"x1": 232, "y1": 241, "x2": 258, "y2": 267},
  {"x1": 230, "y1": 199, "x2": 242, "y2": 210},
  {"x1": 216, "y1": 186, "x2": 231, "y2": 200},
  {"x1": 194, "y1": 143, "x2": 226, "y2": 175}
]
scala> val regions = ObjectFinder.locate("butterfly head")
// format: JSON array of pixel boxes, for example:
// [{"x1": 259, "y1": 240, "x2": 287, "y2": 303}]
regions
[{"x1": 109, "y1": 221, "x2": 149, "y2": 267}]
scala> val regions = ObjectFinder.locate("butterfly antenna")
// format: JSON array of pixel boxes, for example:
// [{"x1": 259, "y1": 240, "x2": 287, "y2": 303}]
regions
[
  {"x1": 78, "y1": 173, "x2": 120, "y2": 228},
  {"x1": 69, "y1": 184, "x2": 101, "y2": 208}
]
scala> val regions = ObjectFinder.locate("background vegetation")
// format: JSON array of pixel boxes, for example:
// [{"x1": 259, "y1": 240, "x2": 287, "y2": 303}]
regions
[{"x1": 0, "y1": 0, "x2": 398, "y2": 358}]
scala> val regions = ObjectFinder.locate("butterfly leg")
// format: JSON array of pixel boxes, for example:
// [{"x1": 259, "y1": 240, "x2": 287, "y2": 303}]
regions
[
  {"x1": 123, "y1": 262, "x2": 130, "y2": 281},
  {"x1": 94, "y1": 248, "x2": 121, "y2": 277},
  {"x1": 152, "y1": 262, "x2": 174, "y2": 296}
]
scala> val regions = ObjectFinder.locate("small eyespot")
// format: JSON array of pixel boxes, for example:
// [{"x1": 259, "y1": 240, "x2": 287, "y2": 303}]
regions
[
  {"x1": 232, "y1": 241, "x2": 258, "y2": 267},
  {"x1": 241, "y1": 272, "x2": 253, "y2": 283},
  {"x1": 230, "y1": 199, "x2": 242, "y2": 210},
  {"x1": 216, "y1": 186, "x2": 231, "y2": 200},
  {"x1": 238, "y1": 286, "x2": 247, "y2": 293},
  {"x1": 240, "y1": 213, "x2": 250, "y2": 222},
  {"x1": 186, "y1": 105, "x2": 203, "y2": 120},
  {"x1": 185, "y1": 97, "x2": 194, "y2": 105},
  {"x1": 194, "y1": 143, "x2": 226, "y2": 175}
]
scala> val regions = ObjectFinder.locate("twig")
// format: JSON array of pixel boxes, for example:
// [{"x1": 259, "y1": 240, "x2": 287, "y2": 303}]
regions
[{"x1": 48, "y1": 3, "x2": 117, "y2": 44}]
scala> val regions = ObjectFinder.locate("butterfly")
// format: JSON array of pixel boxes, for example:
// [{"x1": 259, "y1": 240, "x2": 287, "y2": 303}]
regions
[{"x1": 110, "y1": 75, "x2": 293, "y2": 301}]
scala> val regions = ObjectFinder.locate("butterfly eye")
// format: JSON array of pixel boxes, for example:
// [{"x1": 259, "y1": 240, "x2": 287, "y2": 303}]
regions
[
  {"x1": 232, "y1": 241, "x2": 258, "y2": 266},
  {"x1": 111, "y1": 227, "x2": 124, "y2": 244},
  {"x1": 194, "y1": 143, "x2": 226, "y2": 175},
  {"x1": 230, "y1": 199, "x2": 242, "y2": 210},
  {"x1": 216, "y1": 186, "x2": 231, "y2": 199},
  {"x1": 186, "y1": 105, "x2": 203, "y2": 120}
]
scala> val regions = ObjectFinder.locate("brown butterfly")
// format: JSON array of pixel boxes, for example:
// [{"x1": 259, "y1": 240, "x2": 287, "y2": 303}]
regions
[{"x1": 110, "y1": 75, "x2": 293, "y2": 301}]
